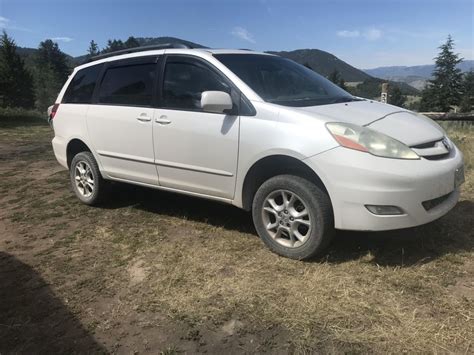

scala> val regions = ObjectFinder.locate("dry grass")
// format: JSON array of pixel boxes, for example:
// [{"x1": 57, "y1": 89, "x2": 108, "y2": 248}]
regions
[{"x1": 0, "y1": 116, "x2": 473, "y2": 353}]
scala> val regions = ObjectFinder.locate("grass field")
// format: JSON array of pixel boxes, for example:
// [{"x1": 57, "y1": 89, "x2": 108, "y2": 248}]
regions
[{"x1": 0, "y1": 113, "x2": 473, "y2": 353}]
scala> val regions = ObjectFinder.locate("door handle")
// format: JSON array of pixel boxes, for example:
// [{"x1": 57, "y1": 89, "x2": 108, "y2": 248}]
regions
[
  {"x1": 155, "y1": 116, "x2": 171, "y2": 125},
  {"x1": 136, "y1": 114, "x2": 151, "y2": 122}
]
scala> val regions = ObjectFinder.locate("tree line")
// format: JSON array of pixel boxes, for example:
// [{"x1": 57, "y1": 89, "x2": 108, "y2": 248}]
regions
[
  {"x1": 0, "y1": 32, "x2": 142, "y2": 112},
  {"x1": 0, "y1": 31, "x2": 472, "y2": 113}
]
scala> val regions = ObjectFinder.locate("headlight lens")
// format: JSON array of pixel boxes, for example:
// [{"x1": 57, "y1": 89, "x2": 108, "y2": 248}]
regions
[{"x1": 326, "y1": 122, "x2": 419, "y2": 160}]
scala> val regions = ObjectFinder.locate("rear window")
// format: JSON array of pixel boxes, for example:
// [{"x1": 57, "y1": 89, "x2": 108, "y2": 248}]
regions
[
  {"x1": 98, "y1": 63, "x2": 156, "y2": 106},
  {"x1": 63, "y1": 64, "x2": 103, "y2": 104}
]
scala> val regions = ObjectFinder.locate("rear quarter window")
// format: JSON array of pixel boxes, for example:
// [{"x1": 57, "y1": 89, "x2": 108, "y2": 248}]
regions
[{"x1": 62, "y1": 64, "x2": 103, "y2": 104}]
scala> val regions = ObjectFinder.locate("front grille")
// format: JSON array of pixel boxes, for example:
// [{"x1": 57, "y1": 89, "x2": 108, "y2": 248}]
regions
[
  {"x1": 422, "y1": 192, "x2": 453, "y2": 211},
  {"x1": 412, "y1": 141, "x2": 438, "y2": 149},
  {"x1": 411, "y1": 138, "x2": 451, "y2": 160},
  {"x1": 423, "y1": 152, "x2": 450, "y2": 160}
]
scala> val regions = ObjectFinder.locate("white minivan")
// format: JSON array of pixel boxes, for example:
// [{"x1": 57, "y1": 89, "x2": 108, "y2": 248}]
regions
[{"x1": 50, "y1": 44, "x2": 464, "y2": 260}]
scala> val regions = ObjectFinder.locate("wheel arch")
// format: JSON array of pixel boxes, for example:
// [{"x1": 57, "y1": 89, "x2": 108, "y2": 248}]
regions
[
  {"x1": 66, "y1": 138, "x2": 92, "y2": 168},
  {"x1": 240, "y1": 154, "x2": 332, "y2": 212}
]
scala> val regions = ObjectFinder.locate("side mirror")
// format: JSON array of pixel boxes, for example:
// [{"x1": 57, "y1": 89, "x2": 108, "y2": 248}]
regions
[{"x1": 201, "y1": 91, "x2": 233, "y2": 114}]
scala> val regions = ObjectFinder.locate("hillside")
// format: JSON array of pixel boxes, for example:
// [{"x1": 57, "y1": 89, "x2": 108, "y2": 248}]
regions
[
  {"x1": 267, "y1": 48, "x2": 372, "y2": 82},
  {"x1": 364, "y1": 60, "x2": 474, "y2": 79}
]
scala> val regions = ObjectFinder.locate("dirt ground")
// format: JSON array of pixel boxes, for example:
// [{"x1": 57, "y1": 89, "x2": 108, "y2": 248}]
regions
[{"x1": 0, "y1": 119, "x2": 473, "y2": 354}]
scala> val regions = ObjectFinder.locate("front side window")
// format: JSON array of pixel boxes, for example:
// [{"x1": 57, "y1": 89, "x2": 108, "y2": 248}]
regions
[
  {"x1": 63, "y1": 64, "x2": 103, "y2": 104},
  {"x1": 98, "y1": 63, "x2": 156, "y2": 106},
  {"x1": 162, "y1": 57, "x2": 230, "y2": 110},
  {"x1": 215, "y1": 54, "x2": 358, "y2": 107}
]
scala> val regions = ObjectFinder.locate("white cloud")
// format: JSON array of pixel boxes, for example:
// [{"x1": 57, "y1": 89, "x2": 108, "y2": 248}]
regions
[
  {"x1": 0, "y1": 16, "x2": 31, "y2": 32},
  {"x1": 51, "y1": 37, "x2": 74, "y2": 43},
  {"x1": 231, "y1": 26, "x2": 256, "y2": 44},
  {"x1": 337, "y1": 28, "x2": 383, "y2": 41},
  {"x1": 337, "y1": 30, "x2": 360, "y2": 38},
  {"x1": 364, "y1": 28, "x2": 383, "y2": 41},
  {"x1": 0, "y1": 16, "x2": 10, "y2": 28}
]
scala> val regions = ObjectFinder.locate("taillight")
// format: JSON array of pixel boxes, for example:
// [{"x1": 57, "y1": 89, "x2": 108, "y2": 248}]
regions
[{"x1": 50, "y1": 103, "x2": 60, "y2": 120}]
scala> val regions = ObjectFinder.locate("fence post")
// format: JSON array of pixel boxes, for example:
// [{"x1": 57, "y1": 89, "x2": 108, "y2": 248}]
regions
[{"x1": 381, "y1": 83, "x2": 388, "y2": 103}]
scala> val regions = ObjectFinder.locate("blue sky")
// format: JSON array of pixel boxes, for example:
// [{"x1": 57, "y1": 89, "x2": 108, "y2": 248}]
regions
[{"x1": 0, "y1": 0, "x2": 472, "y2": 68}]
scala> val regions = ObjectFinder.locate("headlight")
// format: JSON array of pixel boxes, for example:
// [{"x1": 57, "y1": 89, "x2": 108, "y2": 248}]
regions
[{"x1": 326, "y1": 122, "x2": 419, "y2": 160}]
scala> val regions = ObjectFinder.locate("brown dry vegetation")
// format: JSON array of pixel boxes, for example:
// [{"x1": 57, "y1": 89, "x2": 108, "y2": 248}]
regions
[{"x1": 0, "y1": 115, "x2": 473, "y2": 354}]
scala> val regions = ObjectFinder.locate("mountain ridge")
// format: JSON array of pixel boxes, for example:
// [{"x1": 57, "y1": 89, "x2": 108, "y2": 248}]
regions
[{"x1": 364, "y1": 60, "x2": 474, "y2": 79}]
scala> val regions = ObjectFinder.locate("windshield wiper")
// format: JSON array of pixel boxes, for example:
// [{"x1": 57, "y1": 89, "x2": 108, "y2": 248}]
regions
[{"x1": 330, "y1": 97, "x2": 361, "y2": 104}]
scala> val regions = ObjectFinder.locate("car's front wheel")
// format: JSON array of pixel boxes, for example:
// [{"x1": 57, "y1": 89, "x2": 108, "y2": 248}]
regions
[
  {"x1": 252, "y1": 175, "x2": 334, "y2": 260},
  {"x1": 70, "y1": 151, "x2": 106, "y2": 205}
]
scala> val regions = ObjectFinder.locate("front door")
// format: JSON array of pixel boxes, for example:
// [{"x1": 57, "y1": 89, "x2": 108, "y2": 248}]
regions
[
  {"x1": 87, "y1": 57, "x2": 159, "y2": 185},
  {"x1": 153, "y1": 55, "x2": 239, "y2": 199}
]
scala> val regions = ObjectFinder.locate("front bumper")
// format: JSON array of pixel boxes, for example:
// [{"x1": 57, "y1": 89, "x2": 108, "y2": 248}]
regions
[{"x1": 305, "y1": 146, "x2": 464, "y2": 231}]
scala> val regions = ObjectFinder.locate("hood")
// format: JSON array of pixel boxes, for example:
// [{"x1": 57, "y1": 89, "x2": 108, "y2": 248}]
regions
[
  {"x1": 366, "y1": 111, "x2": 444, "y2": 146},
  {"x1": 297, "y1": 100, "x2": 444, "y2": 146}
]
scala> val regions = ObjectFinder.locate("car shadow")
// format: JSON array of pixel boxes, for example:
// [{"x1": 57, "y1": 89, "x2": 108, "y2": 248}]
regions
[
  {"x1": 102, "y1": 182, "x2": 256, "y2": 234},
  {"x1": 0, "y1": 252, "x2": 105, "y2": 353},
  {"x1": 102, "y1": 183, "x2": 474, "y2": 267}
]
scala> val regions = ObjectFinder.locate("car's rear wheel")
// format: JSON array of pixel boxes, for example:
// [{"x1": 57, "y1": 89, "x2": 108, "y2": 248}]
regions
[
  {"x1": 252, "y1": 174, "x2": 334, "y2": 260},
  {"x1": 70, "y1": 151, "x2": 106, "y2": 205}
]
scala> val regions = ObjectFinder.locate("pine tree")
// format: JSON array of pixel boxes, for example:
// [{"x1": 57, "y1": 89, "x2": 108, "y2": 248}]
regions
[
  {"x1": 0, "y1": 31, "x2": 35, "y2": 108},
  {"x1": 420, "y1": 35, "x2": 463, "y2": 112},
  {"x1": 124, "y1": 36, "x2": 140, "y2": 48},
  {"x1": 389, "y1": 86, "x2": 406, "y2": 107},
  {"x1": 459, "y1": 70, "x2": 474, "y2": 112},
  {"x1": 87, "y1": 40, "x2": 99, "y2": 56},
  {"x1": 328, "y1": 68, "x2": 347, "y2": 90},
  {"x1": 102, "y1": 39, "x2": 125, "y2": 53},
  {"x1": 33, "y1": 39, "x2": 70, "y2": 111}
]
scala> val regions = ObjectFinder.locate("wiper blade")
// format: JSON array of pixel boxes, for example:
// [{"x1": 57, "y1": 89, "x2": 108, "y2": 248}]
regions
[{"x1": 330, "y1": 97, "x2": 361, "y2": 104}]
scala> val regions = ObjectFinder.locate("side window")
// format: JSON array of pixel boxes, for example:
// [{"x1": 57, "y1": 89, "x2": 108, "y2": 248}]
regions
[
  {"x1": 162, "y1": 58, "x2": 230, "y2": 110},
  {"x1": 62, "y1": 64, "x2": 103, "y2": 104},
  {"x1": 98, "y1": 63, "x2": 156, "y2": 106}
]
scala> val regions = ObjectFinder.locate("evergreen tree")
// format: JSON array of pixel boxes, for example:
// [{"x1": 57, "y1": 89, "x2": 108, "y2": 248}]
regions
[
  {"x1": 37, "y1": 39, "x2": 69, "y2": 82},
  {"x1": 328, "y1": 68, "x2": 347, "y2": 90},
  {"x1": 34, "y1": 39, "x2": 70, "y2": 111},
  {"x1": 124, "y1": 36, "x2": 140, "y2": 48},
  {"x1": 102, "y1": 39, "x2": 125, "y2": 53},
  {"x1": 87, "y1": 40, "x2": 99, "y2": 56},
  {"x1": 459, "y1": 70, "x2": 474, "y2": 112},
  {"x1": 420, "y1": 35, "x2": 463, "y2": 112},
  {"x1": 0, "y1": 31, "x2": 35, "y2": 108},
  {"x1": 389, "y1": 86, "x2": 406, "y2": 107}
]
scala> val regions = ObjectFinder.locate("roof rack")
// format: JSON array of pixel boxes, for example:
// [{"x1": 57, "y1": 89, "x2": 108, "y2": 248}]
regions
[{"x1": 88, "y1": 43, "x2": 193, "y2": 62}]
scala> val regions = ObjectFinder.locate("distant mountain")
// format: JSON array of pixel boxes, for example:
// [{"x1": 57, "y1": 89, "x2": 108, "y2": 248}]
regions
[
  {"x1": 268, "y1": 49, "x2": 372, "y2": 82},
  {"x1": 266, "y1": 48, "x2": 417, "y2": 96},
  {"x1": 376, "y1": 75, "x2": 428, "y2": 91},
  {"x1": 364, "y1": 60, "x2": 474, "y2": 79}
]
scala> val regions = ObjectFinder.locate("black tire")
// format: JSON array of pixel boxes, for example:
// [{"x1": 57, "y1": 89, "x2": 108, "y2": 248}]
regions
[
  {"x1": 252, "y1": 175, "x2": 334, "y2": 260},
  {"x1": 69, "y1": 151, "x2": 106, "y2": 206}
]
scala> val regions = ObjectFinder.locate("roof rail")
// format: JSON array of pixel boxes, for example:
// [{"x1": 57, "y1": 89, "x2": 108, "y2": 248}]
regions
[{"x1": 88, "y1": 43, "x2": 192, "y2": 62}]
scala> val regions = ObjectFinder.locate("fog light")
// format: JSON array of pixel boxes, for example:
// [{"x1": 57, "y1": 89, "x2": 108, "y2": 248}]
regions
[{"x1": 365, "y1": 205, "x2": 404, "y2": 215}]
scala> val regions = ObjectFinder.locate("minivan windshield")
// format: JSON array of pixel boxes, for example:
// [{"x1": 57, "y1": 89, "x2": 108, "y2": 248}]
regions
[{"x1": 214, "y1": 54, "x2": 360, "y2": 107}]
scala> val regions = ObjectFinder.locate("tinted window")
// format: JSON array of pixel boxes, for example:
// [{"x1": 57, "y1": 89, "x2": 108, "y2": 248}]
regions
[
  {"x1": 215, "y1": 54, "x2": 359, "y2": 107},
  {"x1": 63, "y1": 64, "x2": 103, "y2": 104},
  {"x1": 162, "y1": 57, "x2": 230, "y2": 110},
  {"x1": 98, "y1": 63, "x2": 156, "y2": 106}
]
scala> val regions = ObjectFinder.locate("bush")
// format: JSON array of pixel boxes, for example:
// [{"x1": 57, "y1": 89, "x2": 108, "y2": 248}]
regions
[{"x1": 0, "y1": 107, "x2": 46, "y2": 122}]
